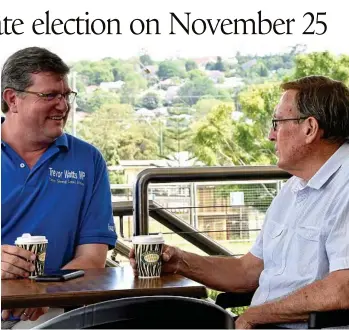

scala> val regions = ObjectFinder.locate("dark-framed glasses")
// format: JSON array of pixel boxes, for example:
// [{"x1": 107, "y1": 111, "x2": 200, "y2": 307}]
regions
[
  {"x1": 271, "y1": 117, "x2": 308, "y2": 131},
  {"x1": 11, "y1": 89, "x2": 77, "y2": 104}
]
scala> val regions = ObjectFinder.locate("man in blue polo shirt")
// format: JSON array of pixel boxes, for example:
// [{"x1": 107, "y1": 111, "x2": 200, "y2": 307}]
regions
[{"x1": 1, "y1": 47, "x2": 117, "y2": 328}]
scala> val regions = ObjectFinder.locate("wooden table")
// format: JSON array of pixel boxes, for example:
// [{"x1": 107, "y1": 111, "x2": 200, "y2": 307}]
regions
[{"x1": 1, "y1": 266, "x2": 207, "y2": 309}]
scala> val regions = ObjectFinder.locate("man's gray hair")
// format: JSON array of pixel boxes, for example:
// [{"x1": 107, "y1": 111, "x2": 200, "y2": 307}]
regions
[
  {"x1": 1, "y1": 47, "x2": 70, "y2": 113},
  {"x1": 281, "y1": 76, "x2": 349, "y2": 143}
]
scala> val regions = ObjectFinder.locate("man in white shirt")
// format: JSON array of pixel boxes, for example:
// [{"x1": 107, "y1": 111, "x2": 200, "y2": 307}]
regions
[{"x1": 130, "y1": 75, "x2": 349, "y2": 329}]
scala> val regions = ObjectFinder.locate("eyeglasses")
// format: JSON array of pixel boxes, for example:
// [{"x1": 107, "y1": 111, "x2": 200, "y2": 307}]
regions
[
  {"x1": 271, "y1": 117, "x2": 308, "y2": 131},
  {"x1": 11, "y1": 89, "x2": 77, "y2": 104}
]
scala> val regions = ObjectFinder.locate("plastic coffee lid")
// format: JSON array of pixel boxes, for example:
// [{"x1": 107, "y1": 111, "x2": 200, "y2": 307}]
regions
[
  {"x1": 132, "y1": 234, "x2": 164, "y2": 245},
  {"x1": 15, "y1": 233, "x2": 48, "y2": 245}
]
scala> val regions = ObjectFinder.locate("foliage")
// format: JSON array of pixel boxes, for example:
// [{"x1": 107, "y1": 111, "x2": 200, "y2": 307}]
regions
[
  {"x1": 185, "y1": 60, "x2": 198, "y2": 72},
  {"x1": 120, "y1": 73, "x2": 148, "y2": 105},
  {"x1": 69, "y1": 48, "x2": 348, "y2": 173},
  {"x1": 77, "y1": 89, "x2": 120, "y2": 113},
  {"x1": 139, "y1": 54, "x2": 154, "y2": 66},
  {"x1": 238, "y1": 82, "x2": 280, "y2": 135},
  {"x1": 187, "y1": 69, "x2": 206, "y2": 80},
  {"x1": 161, "y1": 106, "x2": 194, "y2": 165},
  {"x1": 157, "y1": 61, "x2": 186, "y2": 80},
  {"x1": 205, "y1": 56, "x2": 228, "y2": 72},
  {"x1": 293, "y1": 51, "x2": 349, "y2": 84},
  {"x1": 178, "y1": 76, "x2": 218, "y2": 106},
  {"x1": 207, "y1": 289, "x2": 248, "y2": 316},
  {"x1": 194, "y1": 99, "x2": 234, "y2": 119},
  {"x1": 109, "y1": 171, "x2": 125, "y2": 184},
  {"x1": 191, "y1": 102, "x2": 277, "y2": 166},
  {"x1": 139, "y1": 92, "x2": 162, "y2": 110},
  {"x1": 77, "y1": 104, "x2": 159, "y2": 166}
]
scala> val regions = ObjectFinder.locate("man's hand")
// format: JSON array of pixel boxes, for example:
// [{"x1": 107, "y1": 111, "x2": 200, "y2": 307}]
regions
[
  {"x1": 129, "y1": 244, "x2": 184, "y2": 276},
  {"x1": 1, "y1": 307, "x2": 49, "y2": 321},
  {"x1": 235, "y1": 312, "x2": 256, "y2": 329},
  {"x1": 1, "y1": 245, "x2": 36, "y2": 279}
]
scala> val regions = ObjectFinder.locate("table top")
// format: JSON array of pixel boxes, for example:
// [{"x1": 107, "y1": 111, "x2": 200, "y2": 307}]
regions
[{"x1": 1, "y1": 266, "x2": 207, "y2": 309}]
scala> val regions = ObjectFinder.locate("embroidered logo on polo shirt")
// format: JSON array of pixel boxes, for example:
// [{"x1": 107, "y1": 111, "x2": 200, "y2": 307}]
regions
[{"x1": 48, "y1": 167, "x2": 86, "y2": 186}]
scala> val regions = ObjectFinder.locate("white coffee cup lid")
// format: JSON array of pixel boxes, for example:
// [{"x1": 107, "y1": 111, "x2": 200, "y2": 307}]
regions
[
  {"x1": 15, "y1": 233, "x2": 48, "y2": 245},
  {"x1": 132, "y1": 234, "x2": 164, "y2": 245}
]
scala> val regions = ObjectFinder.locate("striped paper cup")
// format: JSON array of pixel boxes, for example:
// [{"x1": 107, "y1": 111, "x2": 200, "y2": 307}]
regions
[{"x1": 132, "y1": 234, "x2": 164, "y2": 278}]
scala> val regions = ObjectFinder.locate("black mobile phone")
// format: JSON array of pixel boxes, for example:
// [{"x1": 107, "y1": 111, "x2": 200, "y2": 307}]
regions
[{"x1": 34, "y1": 269, "x2": 85, "y2": 282}]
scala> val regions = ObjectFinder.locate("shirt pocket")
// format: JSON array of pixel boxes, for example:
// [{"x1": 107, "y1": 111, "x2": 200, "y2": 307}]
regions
[
  {"x1": 265, "y1": 221, "x2": 287, "y2": 275},
  {"x1": 296, "y1": 226, "x2": 320, "y2": 276}
]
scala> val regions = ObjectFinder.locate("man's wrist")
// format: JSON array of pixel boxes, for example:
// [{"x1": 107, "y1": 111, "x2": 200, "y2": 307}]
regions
[{"x1": 177, "y1": 249, "x2": 190, "y2": 275}]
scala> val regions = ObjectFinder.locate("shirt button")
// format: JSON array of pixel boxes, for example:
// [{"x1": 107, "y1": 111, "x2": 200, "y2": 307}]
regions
[{"x1": 20, "y1": 163, "x2": 25, "y2": 168}]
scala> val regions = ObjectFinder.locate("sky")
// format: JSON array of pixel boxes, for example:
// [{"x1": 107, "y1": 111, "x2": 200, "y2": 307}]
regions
[{"x1": 0, "y1": 0, "x2": 348, "y2": 65}]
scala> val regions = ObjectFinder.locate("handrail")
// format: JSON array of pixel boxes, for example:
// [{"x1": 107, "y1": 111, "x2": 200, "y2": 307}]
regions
[
  {"x1": 112, "y1": 201, "x2": 232, "y2": 256},
  {"x1": 133, "y1": 166, "x2": 291, "y2": 236}
]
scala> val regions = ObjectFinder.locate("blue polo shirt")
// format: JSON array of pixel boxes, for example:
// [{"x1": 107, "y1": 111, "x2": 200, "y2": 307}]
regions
[{"x1": 1, "y1": 122, "x2": 117, "y2": 272}]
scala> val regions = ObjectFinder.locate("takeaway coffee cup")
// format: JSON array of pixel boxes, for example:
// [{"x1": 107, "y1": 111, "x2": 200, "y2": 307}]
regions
[
  {"x1": 15, "y1": 233, "x2": 48, "y2": 278},
  {"x1": 132, "y1": 234, "x2": 164, "y2": 278}
]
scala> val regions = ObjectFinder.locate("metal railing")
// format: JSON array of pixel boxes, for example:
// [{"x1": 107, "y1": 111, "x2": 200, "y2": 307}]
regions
[
  {"x1": 112, "y1": 200, "x2": 233, "y2": 257},
  {"x1": 133, "y1": 166, "x2": 291, "y2": 236}
]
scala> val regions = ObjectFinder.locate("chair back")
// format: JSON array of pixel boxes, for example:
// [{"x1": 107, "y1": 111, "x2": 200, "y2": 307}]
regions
[{"x1": 36, "y1": 295, "x2": 235, "y2": 329}]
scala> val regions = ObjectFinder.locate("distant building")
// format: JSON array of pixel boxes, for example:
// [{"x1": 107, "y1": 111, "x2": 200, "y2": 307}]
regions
[
  {"x1": 152, "y1": 107, "x2": 169, "y2": 117},
  {"x1": 241, "y1": 59, "x2": 257, "y2": 71},
  {"x1": 216, "y1": 77, "x2": 244, "y2": 89},
  {"x1": 165, "y1": 86, "x2": 181, "y2": 103},
  {"x1": 108, "y1": 152, "x2": 204, "y2": 184},
  {"x1": 205, "y1": 70, "x2": 225, "y2": 83},
  {"x1": 135, "y1": 108, "x2": 156, "y2": 119},
  {"x1": 85, "y1": 85, "x2": 99, "y2": 94},
  {"x1": 99, "y1": 81, "x2": 124, "y2": 92},
  {"x1": 192, "y1": 57, "x2": 217, "y2": 69}
]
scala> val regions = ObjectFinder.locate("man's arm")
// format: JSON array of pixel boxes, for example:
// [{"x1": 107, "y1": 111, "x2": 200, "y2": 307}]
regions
[
  {"x1": 62, "y1": 244, "x2": 108, "y2": 269},
  {"x1": 175, "y1": 249, "x2": 263, "y2": 293},
  {"x1": 237, "y1": 269, "x2": 349, "y2": 328}
]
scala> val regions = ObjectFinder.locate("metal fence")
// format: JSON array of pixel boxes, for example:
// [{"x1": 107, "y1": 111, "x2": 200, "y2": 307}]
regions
[{"x1": 111, "y1": 179, "x2": 283, "y2": 256}]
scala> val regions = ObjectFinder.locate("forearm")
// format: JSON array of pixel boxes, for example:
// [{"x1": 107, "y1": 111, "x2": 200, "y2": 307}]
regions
[
  {"x1": 177, "y1": 251, "x2": 260, "y2": 293},
  {"x1": 62, "y1": 244, "x2": 108, "y2": 269},
  {"x1": 244, "y1": 270, "x2": 349, "y2": 325},
  {"x1": 62, "y1": 255, "x2": 105, "y2": 269}
]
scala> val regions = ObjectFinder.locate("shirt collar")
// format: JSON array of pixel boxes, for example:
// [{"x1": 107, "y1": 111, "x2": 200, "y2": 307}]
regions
[
  {"x1": 292, "y1": 143, "x2": 349, "y2": 192},
  {"x1": 53, "y1": 133, "x2": 69, "y2": 150},
  {"x1": 1, "y1": 117, "x2": 5, "y2": 147}
]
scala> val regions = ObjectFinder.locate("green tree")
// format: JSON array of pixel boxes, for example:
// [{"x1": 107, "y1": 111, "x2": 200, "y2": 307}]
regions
[
  {"x1": 238, "y1": 83, "x2": 280, "y2": 135},
  {"x1": 77, "y1": 89, "x2": 120, "y2": 113},
  {"x1": 194, "y1": 99, "x2": 234, "y2": 120},
  {"x1": 140, "y1": 92, "x2": 161, "y2": 110},
  {"x1": 157, "y1": 61, "x2": 185, "y2": 80},
  {"x1": 214, "y1": 56, "x2": 226, "y2": 71},
  {"x1": 293, "y1": 51, "x2": 349, "y2": 84},
  {"x1": 140, "y1": 54, "x2": 154, "y2": 66},
  {"x1": 185, "y1": 60, "x2": 198, "y2": 72},
  {"x1": 178, "y1": 76, "x2": 217, "y2": 106},
  {"x1": 120, "y1": 72, "x2": 148, "y2": 105},
  {"x1": 161, "y1": 106, "x2": 193, "y2": 165},
  {"x1": 77, "y1": 104, "x2": 159, "y2": 166},
  {"x1": 191, "y1": 100, "x2": 277, "y2": 166},
  {"x1": 187, "y1": 69, "x2": 206, "y2": 80}
]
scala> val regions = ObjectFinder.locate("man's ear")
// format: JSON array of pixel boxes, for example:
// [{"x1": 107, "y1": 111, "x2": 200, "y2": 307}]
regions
[
  {"x1": 3, "y1": 89, "x2": 19, "y2": 113},
  {"x1": 304, "y1": 117, "x2": 320, "y2": 143}
]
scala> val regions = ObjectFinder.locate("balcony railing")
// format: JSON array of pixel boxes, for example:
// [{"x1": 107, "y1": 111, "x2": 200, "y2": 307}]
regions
[{"x1": 133, "y1": 166, "x2": 291, "y2": 236}]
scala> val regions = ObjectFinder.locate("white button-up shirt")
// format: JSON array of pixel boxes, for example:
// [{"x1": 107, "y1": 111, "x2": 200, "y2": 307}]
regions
[{"x1": 250, "y1": 143, "x2": 349, "y2": 327}]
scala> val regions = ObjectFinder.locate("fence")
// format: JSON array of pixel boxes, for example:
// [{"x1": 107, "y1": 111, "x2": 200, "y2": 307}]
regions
[{"x1": 111, "y1": 179, "x2": 283, "y2": 256}]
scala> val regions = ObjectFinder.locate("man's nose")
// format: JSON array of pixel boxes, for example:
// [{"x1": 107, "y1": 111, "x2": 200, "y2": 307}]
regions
[
  {"x1": 55, "y1": 96, "x2": 69, "y2": 111},
  {"x1": 268, "y1": 127, "x2": 276, "y2": 141}
]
